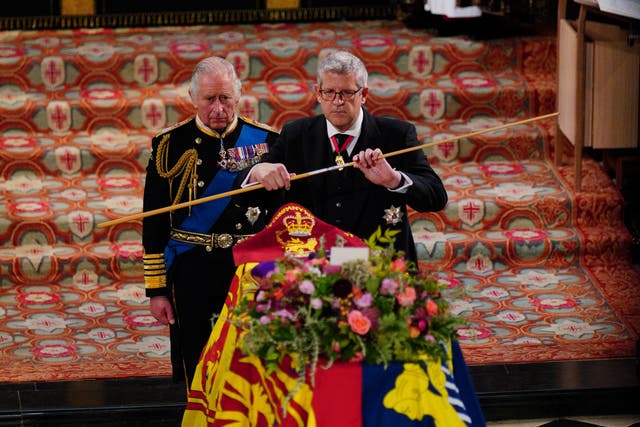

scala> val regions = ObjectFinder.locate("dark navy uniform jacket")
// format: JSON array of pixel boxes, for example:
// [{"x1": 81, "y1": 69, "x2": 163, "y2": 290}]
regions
[{"x1": 142, "y1": 115, "x2": 280, "y2": 384}]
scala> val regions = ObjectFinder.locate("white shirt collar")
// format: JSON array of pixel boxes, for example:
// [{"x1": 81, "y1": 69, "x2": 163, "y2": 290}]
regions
[{"x1": 326, "y1": 107, "x2": 363, "y2": 154}]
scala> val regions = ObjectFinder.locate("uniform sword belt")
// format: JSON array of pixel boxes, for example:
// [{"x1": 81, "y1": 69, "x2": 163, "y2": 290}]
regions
[{"x1": 169, "y1": 228, "x2": 253, "y2": 251}]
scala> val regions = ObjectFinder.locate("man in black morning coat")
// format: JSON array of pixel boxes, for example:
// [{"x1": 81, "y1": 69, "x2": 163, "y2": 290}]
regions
[{"x1": 241, "y1": 50, "x2": 447, "y2": 263}]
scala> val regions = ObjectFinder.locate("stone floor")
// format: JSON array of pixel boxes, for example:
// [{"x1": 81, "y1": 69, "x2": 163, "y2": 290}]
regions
[
  {"x1": 2, "y1": 357, "x2": 639, "y2": 426},
  {"x1": 489, "y1": 416, "x2": 640, "y2": 427}
]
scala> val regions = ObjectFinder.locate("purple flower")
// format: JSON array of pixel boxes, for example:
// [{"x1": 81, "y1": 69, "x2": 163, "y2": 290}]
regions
[
  {"x1": 255, "y1": 302, "x2": 271, "y2": 313},
  {"x1": 299, "y1": 279, "x2": 315, "y2": 295},
  {"x1": 256, "y1": 290, "x2": 268, "y2": 302},
  {"x1": 355, "y1": 292, "x2": 373, "y2": 308},
  {"x1": 274, "y1": 309, "x2": 296, "y2": 322},
  {"x1": 310, "y1": 298, "x2": 323, "y2": 309},
  {"x1": 380, "y1": 278, "x2": 399, "y2": 295},
  {"x1": 259, "y1": 315, "x2": 271, "y2": 325}
]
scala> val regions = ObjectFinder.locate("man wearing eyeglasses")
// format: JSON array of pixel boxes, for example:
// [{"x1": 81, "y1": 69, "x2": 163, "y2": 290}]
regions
[{"x1": 243, "y1": 50, "x2": 447, "y2": 262}]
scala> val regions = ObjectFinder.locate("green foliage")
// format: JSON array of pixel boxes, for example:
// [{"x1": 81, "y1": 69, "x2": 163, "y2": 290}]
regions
[{"x1": 227, "y1": 231, "x2": 467, "y2": 378}]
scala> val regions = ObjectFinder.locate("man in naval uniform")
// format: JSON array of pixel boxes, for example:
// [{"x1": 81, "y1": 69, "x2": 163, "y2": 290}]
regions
[
  {"x1": 242, "y1": 50, "x2": 447, "y2": 263},
  {"x1": 142, "y1": 56, "x2": 280, "y2": 388}
]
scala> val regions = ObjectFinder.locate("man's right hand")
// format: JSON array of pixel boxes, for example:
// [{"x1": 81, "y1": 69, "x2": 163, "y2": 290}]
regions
[
  {"x1": 247, "y1": 163, "x2": 292, "y2": 191},
  {"x1": 150, "y1": 296, "x2": 175, "y2": 325}
]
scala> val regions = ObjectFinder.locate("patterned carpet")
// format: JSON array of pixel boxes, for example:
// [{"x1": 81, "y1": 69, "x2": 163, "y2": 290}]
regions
[{"x1": 0, "y1": 19, "x2": 638, "y2": 383}]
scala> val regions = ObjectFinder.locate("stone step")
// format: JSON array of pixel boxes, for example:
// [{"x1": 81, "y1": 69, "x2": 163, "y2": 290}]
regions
[
  {"x1": 426, "y1": 160, "x2": 625, "y2": 231},
  {"x1": 0, "y1": 170, "x2": 145, "y2": 249},
  {"x1": 0, "y1": 161, "x2": 624, "y2": 259},
  {"x1": 0, "y1": 231, "x2": 143, "y2": 287},
  {"x1": 0, "y1": 129, "x2": 151, "y2": 176},
  {"x1": 0, "y1": 72, "x2": 555, "y2": 134},
  {"x1": 1, "y1": 22, "x2": 556, "y2": 91},
  {"x1": 0, "y1": 116, "x2": 554, "y2": 188},
  {"x1": 412, "y1": 223, "x2": 634, "y2": 272},
  {"x1": 0, "y1": 221, "x2": 631, "y2": 287},
  {"x1": 418, "y1": 115, "x2": 553, "y2": 164}
]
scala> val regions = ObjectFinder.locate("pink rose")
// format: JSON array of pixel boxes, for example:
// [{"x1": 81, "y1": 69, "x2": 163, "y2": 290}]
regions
[
  {"x1": 396, "y1": 286, "x2": 416, "y2": 307},
  {"x1": 347, "y1": 310, "x2": 371, "y2": 335}
]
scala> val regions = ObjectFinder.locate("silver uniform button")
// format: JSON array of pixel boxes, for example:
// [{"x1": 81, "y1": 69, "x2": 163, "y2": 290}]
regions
[
  {"x1": 196, "y1": 159, "x2": 203, "y2": 165},
  {"x1": 197, "y1": 181, "x2": 204, "y2": 187},
  {"x1": 195, "y1": 137, "x2": 202, "y2": 144}
]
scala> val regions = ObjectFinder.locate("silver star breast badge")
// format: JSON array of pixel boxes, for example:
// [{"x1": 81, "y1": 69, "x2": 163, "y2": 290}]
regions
[
  {"x1": 245, "y1": 207, "x2": 261, "y2": 225},
  {"x1": 383, "y1": 205, "x2": 403, "y2": 225}
]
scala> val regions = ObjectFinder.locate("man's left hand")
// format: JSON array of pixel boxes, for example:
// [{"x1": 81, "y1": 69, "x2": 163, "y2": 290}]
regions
[{"x1": 352, "y1": 148, "x2": 402, "y2": 189}]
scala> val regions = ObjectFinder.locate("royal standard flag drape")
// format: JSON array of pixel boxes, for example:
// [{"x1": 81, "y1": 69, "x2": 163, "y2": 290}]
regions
[
  {"x1": 183, "y1": 204, "x2": 485, "y2": 426},
  {"x1": 182, "y1": 264, "x2": 485, "y2": 427}
]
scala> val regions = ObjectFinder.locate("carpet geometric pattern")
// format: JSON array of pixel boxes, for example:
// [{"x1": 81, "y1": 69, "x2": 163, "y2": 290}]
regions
[{"x1": 0, "y1": 20, "x2": 638, "y2": 383}]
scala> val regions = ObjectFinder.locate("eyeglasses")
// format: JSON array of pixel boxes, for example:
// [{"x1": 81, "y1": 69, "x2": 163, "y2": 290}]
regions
[{"x1": 318, "y1": 87, "x2": 363, "y2": 101}]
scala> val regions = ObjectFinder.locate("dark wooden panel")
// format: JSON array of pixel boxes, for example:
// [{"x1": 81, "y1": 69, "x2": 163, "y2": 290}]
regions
[
  {"x1": 95, "y1": 0, "x2": 263, "y2": 14},
  {"x1": 0, "y1": 0, "x2": 59, "y2": 16}
]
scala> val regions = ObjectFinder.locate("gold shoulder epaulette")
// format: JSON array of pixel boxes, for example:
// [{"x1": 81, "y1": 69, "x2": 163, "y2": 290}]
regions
[
  {"x1": 240, "y1": 116, "x2": 280, "y2": 134},
  {"x1": 153, "y1": 116, "x2": 194, "y2": 138}
]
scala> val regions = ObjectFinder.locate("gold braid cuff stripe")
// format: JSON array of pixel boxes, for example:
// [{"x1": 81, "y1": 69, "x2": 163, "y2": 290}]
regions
[{"x1": 143, "y1": 253, "x2": 167, "y2": 289}]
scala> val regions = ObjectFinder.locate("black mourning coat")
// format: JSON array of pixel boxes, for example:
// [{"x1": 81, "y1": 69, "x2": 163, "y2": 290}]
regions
[{"x1": 247, "y1": 108, "x2": 448, "y2": 263}]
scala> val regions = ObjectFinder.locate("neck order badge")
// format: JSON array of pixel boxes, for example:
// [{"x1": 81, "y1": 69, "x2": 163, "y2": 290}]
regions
[{"x1": 331, "y1": 133, "x2": 354, "y2": 168}]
